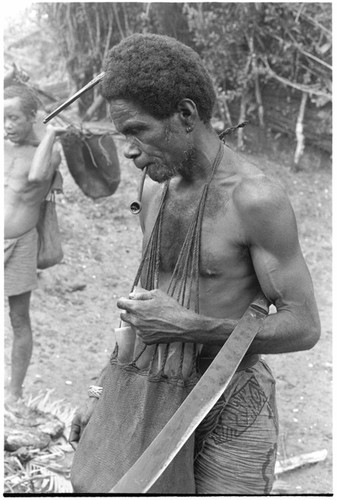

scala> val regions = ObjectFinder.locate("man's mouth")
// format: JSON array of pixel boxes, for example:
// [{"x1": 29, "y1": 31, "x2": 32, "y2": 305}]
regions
[{"x1": 135, "y1": 162, "x2": 152, "y2": 171}]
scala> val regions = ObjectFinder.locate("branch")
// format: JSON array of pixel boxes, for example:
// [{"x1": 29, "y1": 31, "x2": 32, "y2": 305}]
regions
[
  {"x1": 81, "y1": 3, "x2": 96, "y2": 56},
  {"x1": 261, "y1": 58, "x2": 332, "y2": 100},
  {"x1": 294, "y1": 91, "x2": 308, "y2": 166},
  {"x1": 103, "y1": 10, "x2": 114, "y2": 63},
  {"x1": 112, "y1": 3, "x2": 125, "y2": 40},
  {"x1": 281, "y1": 23, "x2": 332, "y2": 71},
  {"x1": 266, "y1": 30, "x2": 331, "y2": 71},
  {"x1": 284, "y1": 4, "x2": 332, "y2": 38},
  {"x1": 121, "y1": 3, "x2": 131, "y2": 37},
  {"x1": 275, "y1": 449, "x2": 328, "y2": 475},
  {"x1": 297, "y1": 46, "x2": 332, "y2": 71},
  {"x1": 65, "y1": 4, "x2": 76, "y2": 55},
  {"x1": 95, "y1": 8, "x2": 100, "y2": 57},
  {"x1": 145, "y1": 2, "x2": 151, "y2": 17}
]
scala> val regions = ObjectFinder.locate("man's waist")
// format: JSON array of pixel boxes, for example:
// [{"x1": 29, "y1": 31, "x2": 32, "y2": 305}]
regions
[
  {"x1": 197, "y1": 353, "x2": 260, "y2": 374},
  {"x1": 5, "y1": 224, "x2": 38, "y2": 241},
  {"x1": 5, "y1": 207, "x2": 40, "y2": 239}
]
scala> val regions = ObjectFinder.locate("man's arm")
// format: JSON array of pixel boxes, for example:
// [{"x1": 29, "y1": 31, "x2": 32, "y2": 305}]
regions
[
  {"x1": 234, "y1": 176, "x2": 320, "y2": 354},
  {"x1": 69, "y1": 363, "x2": 109, "y2": 450},
  {"x1": 118, "y1": 176, "x2": 320, "y2": 355},
  {"x1": 28, "y1": 125, "x2": 64, "y2": 183}
]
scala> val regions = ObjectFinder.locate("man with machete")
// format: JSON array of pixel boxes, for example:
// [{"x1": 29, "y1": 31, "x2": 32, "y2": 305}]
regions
[{"x1": 69, "y1": 34, "x2": 320, "y2": 494}]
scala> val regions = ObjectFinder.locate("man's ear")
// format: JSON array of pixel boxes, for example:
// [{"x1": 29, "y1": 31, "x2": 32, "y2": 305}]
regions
[
  {"x1": 176, "y1": 99, "x2": 198, "y2": 132},
  {"x1": 29, "y1": 112, "x2": 37, "y2": 124}
]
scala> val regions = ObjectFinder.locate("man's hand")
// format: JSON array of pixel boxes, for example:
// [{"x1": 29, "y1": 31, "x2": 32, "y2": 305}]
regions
[
  {"x1": 117, "y1": 287, "x2": 199, "y2": 344},
  {"x1": 45, "y1": 123, "x2": 68, "y2": 137},
  {"x1": 69, "y1": 398, "x2": 97, "y2": 450}
]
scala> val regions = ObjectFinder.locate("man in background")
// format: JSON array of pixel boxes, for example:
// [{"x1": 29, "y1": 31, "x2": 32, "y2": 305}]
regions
[{"x1": 4, "y1": 84, "x2": 63, "y2": 403}]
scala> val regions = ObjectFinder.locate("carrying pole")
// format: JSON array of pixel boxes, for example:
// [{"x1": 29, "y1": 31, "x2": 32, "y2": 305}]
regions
[{"x1": 43, "y1": 72, "x2": 106, "y2": 123}]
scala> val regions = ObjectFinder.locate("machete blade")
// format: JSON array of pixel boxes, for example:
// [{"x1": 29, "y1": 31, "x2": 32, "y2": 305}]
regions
[{"x1": 110, "y1": 293, "x2": 269, "y2": 493}]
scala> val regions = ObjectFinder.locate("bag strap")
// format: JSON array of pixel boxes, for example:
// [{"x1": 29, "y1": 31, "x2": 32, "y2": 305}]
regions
[
  {"x1": 133, "y1": 142, "x2": 224, "y2": 312},
  {"x1": 128, "y1": 144, "x2": 224, "y2": 374}
]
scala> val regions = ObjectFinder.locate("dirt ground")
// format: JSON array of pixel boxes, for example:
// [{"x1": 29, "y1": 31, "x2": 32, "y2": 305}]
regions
[{"x1": 4, "y1": 127, "x2": 333, "y2": 494}]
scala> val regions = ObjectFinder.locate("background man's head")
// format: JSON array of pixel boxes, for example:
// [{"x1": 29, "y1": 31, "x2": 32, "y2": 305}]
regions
[
  {"x1": 4, "y1": 84, "x2": 39, "y2": 118},
  {"x1": 101, "y1": 33, "x2": 216, "y2": 123},
  {"x1": 4, "y1": 84, "x2": 39, "y2": 144}
]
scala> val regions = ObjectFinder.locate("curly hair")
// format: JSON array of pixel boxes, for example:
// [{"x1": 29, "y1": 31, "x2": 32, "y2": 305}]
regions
[
  {"x1": 4, "y1": 84, "x2": 39, "y2": 118},
  {"x1": 101, "y1": 34, "x2": 216, "y2": 123}
]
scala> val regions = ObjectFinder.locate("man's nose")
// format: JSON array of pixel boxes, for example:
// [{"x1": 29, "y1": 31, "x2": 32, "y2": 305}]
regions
[
  {"x1": 123, "y1": 140, "x2": 141, "y2": 160},
  {"x1": 4, "y1": 119, "x2": 12, "y2": 130}
]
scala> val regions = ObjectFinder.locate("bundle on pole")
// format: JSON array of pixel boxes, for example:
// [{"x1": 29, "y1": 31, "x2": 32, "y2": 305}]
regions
[{"x1": 59, "y1": 126, "x2": 121, "y2": 199}]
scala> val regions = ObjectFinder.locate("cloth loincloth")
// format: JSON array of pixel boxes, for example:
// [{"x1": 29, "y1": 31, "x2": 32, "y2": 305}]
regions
[
  {"x1": 194, "y1": 358, "x2": 278, "y2": 494},
  {"x1": 4, "y1": 227, "x2": 38, "y2": 297}
]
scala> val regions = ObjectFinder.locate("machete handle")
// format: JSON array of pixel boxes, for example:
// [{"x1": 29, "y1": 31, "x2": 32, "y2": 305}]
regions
[{"x1": 249, "y1": 292, "x2": 270, "y2": 316}]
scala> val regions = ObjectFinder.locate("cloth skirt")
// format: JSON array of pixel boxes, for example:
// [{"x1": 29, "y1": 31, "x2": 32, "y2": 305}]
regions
[
  {"x1": 194, "y1": 358, "x2": 278, "y2": 494},
  {"x1": 4, "y1": 228, "x2": 38, "y2": 297}
]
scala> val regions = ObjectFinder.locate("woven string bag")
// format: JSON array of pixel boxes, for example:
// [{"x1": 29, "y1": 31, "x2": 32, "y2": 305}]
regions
[
  {"x1": 71, "y1": 145, "x2": 224, "y2": 494},
  {"x1": 59, "y1": 126, "x2": 120, "y2": 199}
]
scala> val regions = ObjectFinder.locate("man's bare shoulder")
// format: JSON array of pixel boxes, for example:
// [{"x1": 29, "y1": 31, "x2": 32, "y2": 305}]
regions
[
  {"x1": 5, "y1": 138, "x2": 36, "y2": 152},
  {"x1": 4, "y1": 139, "x2": 23, "y2": 155},
  {"x1": 230, "y1": 163, "x2": 299, "y2": 251},
  {"x1": 232, "y1": 168, "x2": 290, "y2": 218},
  {"x1": 4, "y1": 140, "x2": 36, "y2": 171}
]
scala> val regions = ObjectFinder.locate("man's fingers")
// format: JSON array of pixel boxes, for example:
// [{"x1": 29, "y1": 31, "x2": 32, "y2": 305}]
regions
[
  {"x1": 69, "y1": 439, "x2": 78, "y2": 451},
  {"x1": 120, "y1": 310, "x2": 131, "y2": 324},
  {"x1": 117, "y1": 297, "x2": 135, "y2": 310},
  {"x1": 117, "y1": 287, "x2": 155, "y2": 310},
  {"x1": 69, "y1": 422, "x2": 81, "y2": 450},
  {"x1": 117, "y1": 296, "x2": 150, "y2": 311},
  {"x1": 129, "y1": 289, "x2": 153, "y2": 300}
]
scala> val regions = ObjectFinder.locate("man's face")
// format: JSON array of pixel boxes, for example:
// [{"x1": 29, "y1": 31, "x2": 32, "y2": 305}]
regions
[
  {"x1": 109, "y1": 99, "x2": 195, "y2": 183},
  {"x1": 4, "y1": 97, "x2": 34, "y2": 145}
]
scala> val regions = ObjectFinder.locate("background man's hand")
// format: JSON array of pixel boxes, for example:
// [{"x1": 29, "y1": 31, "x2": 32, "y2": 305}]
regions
[{"x1": 45, "y1": 123, "x2": 69, "y2": 137}]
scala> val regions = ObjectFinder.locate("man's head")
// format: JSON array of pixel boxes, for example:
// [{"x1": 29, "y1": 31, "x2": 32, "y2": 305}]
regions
[
  {"x1": 4, "y1": 84, "x2": 39, "y2": 144},
  {"x1": 102, "y1": 34, "x2": 217, "y2": 183},
  {"x1": 101, "y1": 33, "x2": 216, "y2": 123}
]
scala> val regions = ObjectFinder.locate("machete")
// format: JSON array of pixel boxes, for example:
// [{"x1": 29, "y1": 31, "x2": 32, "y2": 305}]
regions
[{"x1": 109, "y1": 292, "x2": 269, "y2": 493}]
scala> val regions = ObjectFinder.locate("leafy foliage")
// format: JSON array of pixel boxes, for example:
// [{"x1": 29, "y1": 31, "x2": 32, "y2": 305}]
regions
[
  {"x1": 30, "y1": 3, "x2": 195, "y2": 114},
  {"x1": 185, "y1": 3, "x2": 332, "y2": 105},
  {"x1": 4, "y1": 2, "x2": 332, "y2": 155}
]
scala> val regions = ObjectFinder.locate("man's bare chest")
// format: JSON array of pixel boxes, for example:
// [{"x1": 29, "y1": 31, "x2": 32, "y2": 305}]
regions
[
  {"x1": 145, "y1": 186, "x2": 250, "y2": 278},
  {"x1": 160, "y1": 215, "x2": 247, "y2": 277},
  {"x1": 5, "y1": 151, "x2": 50, "y2": 203},
  {"x1": 5, "y1": 145, "x2": 35, "y2": 185}
]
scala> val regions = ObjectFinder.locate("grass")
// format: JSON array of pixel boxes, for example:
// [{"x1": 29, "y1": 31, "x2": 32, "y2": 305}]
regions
[{"x1": 4, "y1": 390, "x2": 75, "y2": 494}]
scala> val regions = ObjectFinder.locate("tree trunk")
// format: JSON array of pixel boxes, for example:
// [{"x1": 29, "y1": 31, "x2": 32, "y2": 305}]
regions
[
  {"x1": 293, "y1": 91, "x2": 308, "y2": 170},
  {"x1": 237, "y1": 91, "x2": 248, "y2": 149},
  {"x1": 254, "y1": 66, "x2": 264, "y2": 128},
  {"x1": 113, "y1": 3, "x2": 126, "y2": 39},
  {"x1": 221, "y1": 94, "x2": 233, "y2": 128},
  {"x1": 249, "y1": 36, "x2": 264, "y2": 128}
]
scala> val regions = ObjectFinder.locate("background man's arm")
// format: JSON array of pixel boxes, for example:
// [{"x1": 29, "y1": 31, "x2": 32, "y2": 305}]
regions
[{"x1": 28, "y1": 125, "x2": 63, "y2": 183}]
